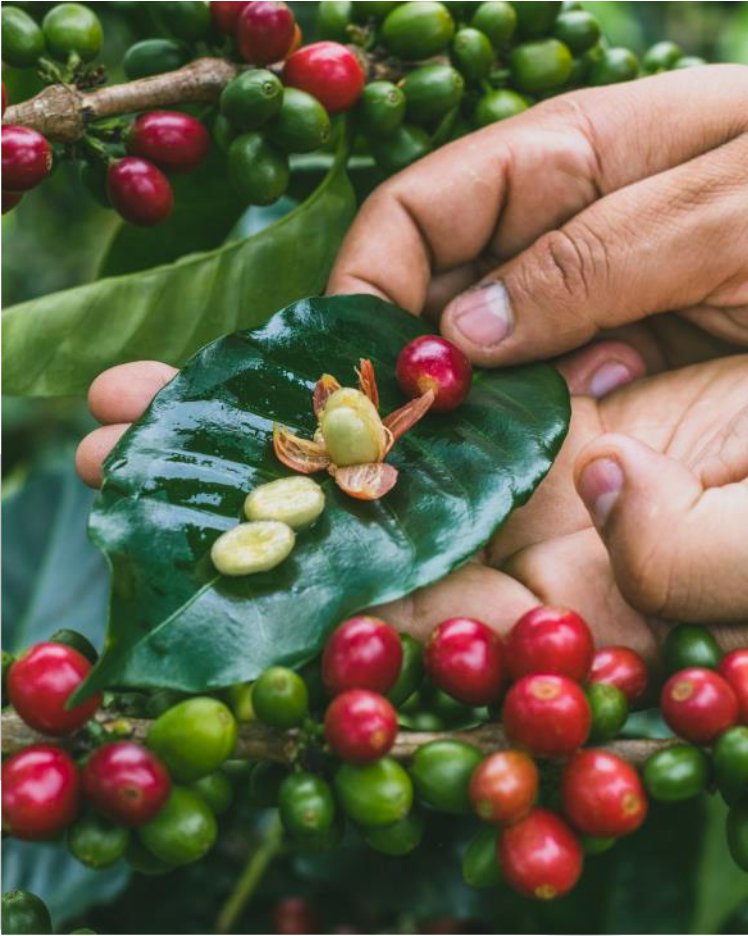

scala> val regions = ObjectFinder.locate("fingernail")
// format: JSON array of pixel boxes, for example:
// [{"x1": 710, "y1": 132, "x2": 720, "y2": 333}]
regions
[
  {"x1": 588, "y1": 361, "x2": 633, "y2": 399},
  {"x1": 578, "y1": 458, "x2": 624, "y2": 527},
  {"x1": 449, "y1": 281, "x2": 513, "y2": 347}
]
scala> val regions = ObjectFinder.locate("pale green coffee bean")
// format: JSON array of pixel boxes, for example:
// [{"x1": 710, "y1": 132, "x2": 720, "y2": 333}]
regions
[
  {"x1": 211, "y1": 521, "x2": 294, "y2": 576},
  {"x1": 244, "y1": 476, "x2": 325, "y2": 528}
]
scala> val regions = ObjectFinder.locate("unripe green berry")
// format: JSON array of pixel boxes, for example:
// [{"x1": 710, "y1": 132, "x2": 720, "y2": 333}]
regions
[{"x1": 252, "y1": 666, "x2": 309, "y2": 729}]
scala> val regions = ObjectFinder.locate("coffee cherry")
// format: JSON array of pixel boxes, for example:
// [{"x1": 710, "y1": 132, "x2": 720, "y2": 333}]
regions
[
  {"x1": 370, "y1": 124, "x2": 431, "y2": 174},
  {"x1": 49, "y1": 628, "x2": 98, "y2": 665},
  {"x1": 396, "y1": 336, "x2": 472, "y2": 413},
  {"x1": 402, "y1": 64, "x2": 465, "y2": 126},
  {"x1": 663, "y1": 623, "x2": 722, "y2": 675},
  {"x1": 363, "y1": 809, "x2": 424, "y2": 855},
  {"x1": 189, "y1": 771, "x2": 234, "y2": 816},
  {"x1": 324, "y1": 689, "x2": 398, "y2": 763},
  {"x1": 237, "y1": 1, "x2": 295, "y2": 65},
  {"x1": 126, "y1": 111, "x2": 210, "y2": 174},
  {"x1": 147, "y1": 696, "x2": 237, "y2": 782},
  {"x1": 719, "y1": 649, "x2": 748, "y2": 723},
  {"x1": 107, "y1": 157, "x2": 174, "y2": 227},
  {"x1": 661, "y1": 667, "x2": 738, "y2": 745},
  {"x1": 1, "y1": 890, "x2": 53, "y2": 936},
  {"x1": 727, "y1": 800, "x2": 748, "y2": 872},
  {"x1": 322, "y1": 615, "x2": 402, "y2": 696},
  {"x1": 67, "y1": 813, "x2": 130, "y2": 869},
  {"x1": 506, "y1": 606, "x2": 594, "y2": 682},
  {"x1": 381, "y1": 2, "x2": 455, "y2": 60},
  {"x1": 2, "y1": 6, "x2": 45, "y2": 68},
  {"x1": 8, "y1": 642, "x2": 100, "y2": 736},
  {"x1": 159, "y1": 1, "x2": 211, "y2": 42},
  {"x1": 267, "y1": 88, "x2": 332, "y2": 154},
  {"x1": 471, "y1": 2, "x2": 517, "y2": 49},
  {"x1": 588, "y1": 645, "x2": 648, "y2": 705},
  {"x1": 253, "y1": 666, "x2": 309, "y2": 728},
  {"x1": 642, "y1": 39, "x2": 683, "y2": 73},
  {"x1": 469, "y1": 750, "x2": 538, "y2": 825},
  {"x1": 580, "y1": 834, "x2": 616, "y2": 855},
  {"x1": 1, "y1": 126, "x2": 52, "y2": 192},
  {"x1": 123, "y1": 38, "x2": 190, "y2": 80},
  {"x1": 82, "y1": 741, "x2": 171, "y2": 826},
  {"x1": 2, "y1": 745, "x2": 80, "y2": 840},
  {"x1": 502, "y1": 674, "x2": 591, "y2": 757},
  {"x1": 587, "y1": 683, "x2": 628, "y2": 743},
  {"x1": 388, "y1": 633, "x2": 425, "y2": 707},
  {"x1": 228, "y1": 133, "x2": 290, "y2": 206},
  {"x1": 587, "y1": 47, "x2": 639, "y2": 86},
  {"x1": 498, "y1": 808, "x2": 582, "y2": 900},
  {"x1": 317, "y1": 0, "x2": 354, "y2": 41},
  {"x1": 553, "y1": 10, "x2": 601, "y2": 54},
  {"x1": 514, "y1": 0, "x2": 562, "y2": 39},
  {"x1": 210, "y1": 0, "x2": 251, "y2": 34},
  {"x1": 358, "y1": 81, "x2": 406, "y2": 138},
  {"x1": 284, "y1": 42, "x2": 365, "y2": 115},
  {"x1": 221, "y1": 69, "x2": 284, "y2": 131},
  {"x1": 425, "y1": 617, "x2": 502, "y2": 705},
  {"x1": 334, "y1": 757, "x2": 413, "y2": 827},
  {"x1": 713, "y1": 726, "x2": 748, "y2": 804},
  {"x1": 410, "y1": 739, "x2": 483, "y2": 814},
  {"x1": 462, "y1": 826, "x2": 502, "y2": 889},
  {"x1": 510, "y1": 39, "x2": 573, "y2": 93},
  {"x1": 279, "y1": 772, "x2": 336, "y2": 838},
  {"x1": 42, "y1": 3, "x2": 103, "y2": 62},
  {"x1": 272, "y1": 897, "x2": 319, "y2": 936},
  {"x1": 138, "y1": 786, "x2": 217, "y2": 866},
  {"x1": 561, "y1": 750, "x2": 647, "y2": 837},
  {"x1": 643, "y1": 744, "x2": 709, "y2": 803},
  {"x1": 452, "y1": 28, "x2": 495, "y2": 84}
]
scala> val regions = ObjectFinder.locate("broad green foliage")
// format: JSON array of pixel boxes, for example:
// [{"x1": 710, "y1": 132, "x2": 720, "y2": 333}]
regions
[
  {"x1": 2, "y1": 152, "x2": 355, "y2": 398},
  {"x1": 77, "y1": 295, "x2": 569, "y2": 699}
]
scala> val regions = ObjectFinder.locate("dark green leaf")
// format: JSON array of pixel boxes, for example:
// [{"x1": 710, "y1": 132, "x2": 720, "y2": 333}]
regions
[
  {"x1": 80, "y1": 295, "x2": 569, "y2": 698},
  {"x1": 2, "y1": 150, "x2": 355, "y2": 398}
]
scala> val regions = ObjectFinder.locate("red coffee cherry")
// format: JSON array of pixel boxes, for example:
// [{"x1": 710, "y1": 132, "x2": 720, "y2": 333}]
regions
[
  {"x1": 2, "y1": 745, "x2": 81, "y2": 840},
  {"x1": 505, "y1": 606, "x2": 594, "y2": 682},
  {"x1": 272, "y1": 897, "x2": 318, "y2": 935},
  {"x1": 561, "y1": 750, "x2": 647, "y2": 838},
  {"x1": 324, "y1": 689, "x2": 398, "y2": 763},
  {"x1": 3, "y1": 190, "x2": 23, "y2": 214},
  {"x1": 322, "y1": 615, "x2": 402, "y2": 695},
  {"x1": 425, "y1": 618, "x2": 503, "y2": 706},
  {"x1": 210, "y1": 0, "x2": 251, "y2": 34},
  {"x1": 498, "y1": 808, "x2": 583, "y2": 900},
  {"x1": 396, "y1": 336, "x2": 473, "y2": 413},
  {"x1": 107, "y1": 157, "x2": 174, "y2": 227},
  {"x1": 469, "y1": 749, "x2": 538, "y2": 825},
  {"x1": 719, "y1": 650, "x2": 748, "y2": 723},
  {"x1": 8, "y1": 642, "x2": 101, "y2": 736},
  {"x1": 284, "y1": 41, "x2": 365, "y2": 115},
  {"x1": 126, "y1": 111, "x2": 211, "y2": 173},
  {"x1": 82, "y1": 741, "x2": 172, "y2": 826},
  {"x1": 589, "y1": 645, "x2": 649, "y2": 705},
  {"x1": 237, "y1": 1, "x2": 295, "y2": 65},
  {"x1": 661, "y1": 667, "x2": 739, "y2": 744},
  {"x1": 1, "y1": 125, "x2": 52, "y2": 191},
  {"x1": 502, "y1": 674, "x2": 591, "y2": 757}
]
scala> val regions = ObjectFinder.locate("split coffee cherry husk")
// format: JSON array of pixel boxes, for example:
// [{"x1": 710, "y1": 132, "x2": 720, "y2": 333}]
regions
[
  {"x1": 498, "y1": 808, "x2": 583, "y2": 901},
  {"x1": 502, "y1": 674, "x2": 591, "y2": 757},
  {"x1": 81, "y1": 741, "x2": 172, "y2": 826},
  {"x1": 505, "y1": 606, "x2": 594, "y2": 682},
  {"x1": 425, "y1": 617, "x2": 503, "y2": 706},
  {"x1": 660, "y1": 667, "x2": 739, "y2": 745},
  {"x1": 589, "y1": 645, "x2": 649, "y2": 705},
  {"x1": 719, "y1": 649, "x2": 748, "y2": 723},
  {"x1": 237, "y1": 1, "x2": 296, "y2": 65},
  {"x1": 8, "y1": 642, "x2": 101, "y2": 736},
  {"x1": 324, "y1": 689, "x2": 398, "y2": 763},
  {"x1": 1, "y1": 125, "x2": 53, "y2": 192},
  {"x1": 561, "y1": 750, "x2": 647, "y2": 838},
  {"x1": 284, "y1": 41, "x2": 366, "y2": 115},
  {"x1": 126, "y1": 111, "x2": 211, "y2": 174},
  {"x1": 107, "y1": 157, "x2": 174, "y2": 227},
  {"x1": 396, "y1": 336, "x2": 473, "y2": 413},
  {"x1": 2, "y1": 745, "x2": 81, "y2": 841},
  {"x1": 322, "y1": 615, "x2": 402, "y2": 695},
  {"x1": 469, "y1": 749, "x2": 539, "y2": 824}
]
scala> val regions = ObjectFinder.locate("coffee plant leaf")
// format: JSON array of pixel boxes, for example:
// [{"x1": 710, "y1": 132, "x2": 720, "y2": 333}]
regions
[{"x1": 77, "y1": 295, "x2": 569, "y2": 699}]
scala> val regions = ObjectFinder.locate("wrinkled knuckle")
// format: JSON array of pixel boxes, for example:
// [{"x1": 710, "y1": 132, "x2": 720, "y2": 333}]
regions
[
  {"x1": 533, "y1": 226, "x2": 609, "y2": 308},
  {"x1": 616, "y1": 537, "x2": 675, "y2": 617}
]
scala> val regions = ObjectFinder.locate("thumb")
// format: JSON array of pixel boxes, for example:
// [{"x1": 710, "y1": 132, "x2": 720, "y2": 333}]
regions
[{"x1": 574, "y1": 434, "x2": 748, "y2": 622}]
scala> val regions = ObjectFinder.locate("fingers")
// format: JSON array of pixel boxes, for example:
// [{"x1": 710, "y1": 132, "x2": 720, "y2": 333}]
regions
[
  {"x1": 555, "y1": 340, "x2": 647, "y2": 398},
  {"x1": 575, "y1": 433, "x2": 748, "y2": 622},
  {"x1": 76, "y1": 424, "x2": 129, "y2": 488},
  {"x1": 88, "y1": 361, "x2": 178, "y2": 424},
  {"x1": 440, "y1": 131, "x2": 748, "y2": 366}
]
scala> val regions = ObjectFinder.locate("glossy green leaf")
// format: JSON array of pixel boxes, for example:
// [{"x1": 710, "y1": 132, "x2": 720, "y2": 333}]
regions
[
  {"x1": 79, "y1": 295, "x2": 568, "y2": 698},
  {"x1": 2, "y1": 150, "x2": 355, "y2": 398}
]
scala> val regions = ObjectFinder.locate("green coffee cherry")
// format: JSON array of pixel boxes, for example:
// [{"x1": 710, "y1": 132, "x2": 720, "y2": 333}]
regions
[
  {"x1": 473, "y1": 88, "x2": 529, "y2": 127},
  {"x1": 388, "y1": 634, "x2": 425, "y2": 707},
  {"x1": 402, "y1": 64, "x2": 465, "y2": 125},
  {"x1": 581, "y1": 835, "x2": 616, "y2": 855},
  {"x1": 553, "y1": 10, "x2": 601, "y2": 55},
  {"x1": 643, "y1": 744, "x2": 709, "y2": 802},
  {"x1": 587, "y1": 683, "x2": 628, "y2": 743},
  {"x1": 353, "y1": 1, "x2": 400, "y2": 19},
  {"x1": 228, "y1": 133, "x2": 290, "y2": 206},
  {"x1": 252, "y1": 666, "x2": 309, "y2": 729},
  {"x1": 220, "y1": 758, "x2": 254, "y2": 784},
  {"x1": 317, "y1": 0, "x2": 353, "y2": 41},
  {"x1": 50, "y1": 628, "x2": 98, "y2": 664},
  {"x1": 405, "y1": 710, "x2": 446, "y2": 732},
  {"x1": 663, "y1": 623, "x2": 722, "y2": 675},
  {"x1": 358, "y1": 81, "x2": 406, "y2": 138},
  {"x1": 123, "y1": 39, "x2": 189, "y2": 80},
  {"x1": 212, "y1": 114, "x2": 236, "y2": 155},
  {"x1": 42, "y1": 3, "x2": 103, "y2": 62},
  {"x1": 1, "y1": 891, "x2": 53, "y2": 936},
  {"x1": 147, "y1": 697, "x2": 237, "y2": 782},
  {"x1": 335, "y1": 757, "x2": 413, "y2": 828},
  {"x1": 727, "y1": 800, "x2": 748, "y2": 872},
  {"x1": 248, "y1": 761, "x2": 289, "y2": 808},
  {"x1": 410, "y1": 740, "x2": 483, "y2": 814},
  {"x1": 125, "y1": 838, "x2": 175, "y2": 875},
  {"x1": 513, "y1": 1, "x2": 562, "y2": 39},
  {"x1": 643, "y1": 40, "x2": 684, "y2": 73},
  {"x1": 363, "y1": 809, "x2": 424, "y2": 855},
  {"x1": 587, "y1": 47, "x2": 639, "y2": 86},
  {"x1": 1, "y1": 6, "x2": 45, "y2": 68},
  {"x1": 470, "y1": 1, "x2": 516, "y2": 48},
  {"x1": 189, "y1": 772, "x2": 234, "y2": 816},
  {"x1": 211, "y1": 520, "x2": 295, "y2": 575},
  {"x1": 279, "y1": 772, "x2": 336, "y2": 838},
  {"x1": 225, "y1": 682, "x2": 255, "y2": 722},
  {"x1": 245, "y1": 477, "x2": 325, "y2": 529},
  {"x1": 462, "y1": 826, "x2": 501, "y2": 889},
  {"x1": 139, "y1": 787, "x2": 217, "y2": 866},
  {"x1": 713, "y1": 726, "x2": 748, "y2": 805},
  {"x1": 370, "y1": 125, "x2": 431, "y2": 175},
  {"x1": 291, "y1": 817, "x2": 344, "y2": 853},
  {"x1": 451, "y1": 27, "x2": 495, "y2": 84},
  {"x1": 158, "y1": 1, "x2": 211, "y2": 41},
  {"x1": 381, "y1": 2, "x2": 455, "y2": 59},
  {"x1": 67, "y1": 814, "x2": 130, "y2": 869},
  {"x1": 267, "y1": 88, "x2": 332, "y2": 154},
  {"x1": 673, "y1": 55, "x2": 707, "y2": 69},
  {"x1": 510, "y1": 39, "x2": 573, "y2": 93},
  {"x1": 220, "y1": 70, "x2": 284, "y2": 132}
]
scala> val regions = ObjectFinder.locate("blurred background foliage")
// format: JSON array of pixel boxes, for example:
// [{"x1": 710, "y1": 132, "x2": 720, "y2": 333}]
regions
[{"x1": 2, "y1": 3, "x2": 748, "y2": 933}]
